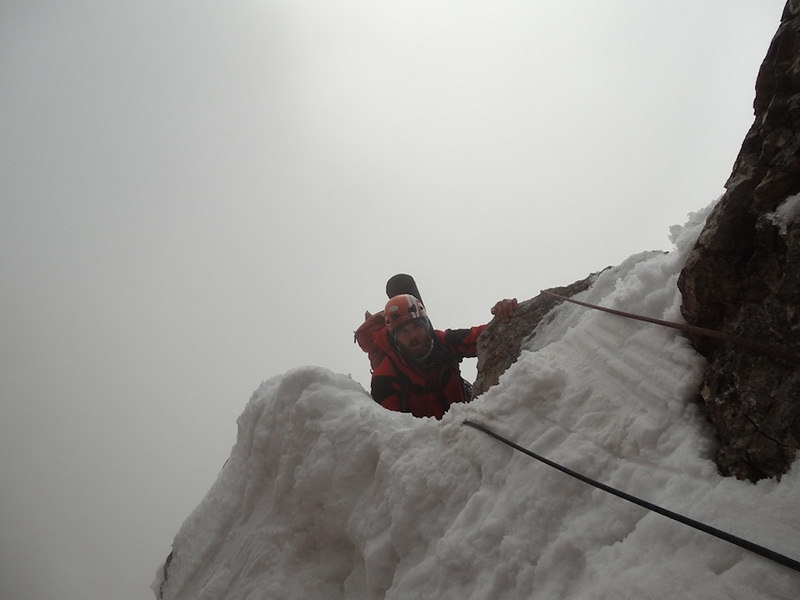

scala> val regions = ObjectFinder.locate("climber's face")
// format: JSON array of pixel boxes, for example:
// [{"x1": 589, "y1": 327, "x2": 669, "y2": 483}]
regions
[{"x1": 395, "y1": 320, "x2": 432, "y2": 360}]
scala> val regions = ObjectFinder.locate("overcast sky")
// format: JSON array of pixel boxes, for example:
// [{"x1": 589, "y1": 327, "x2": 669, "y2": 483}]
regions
[{"x1": 0, "y1": 1, "x2": 787, "y2": 599}]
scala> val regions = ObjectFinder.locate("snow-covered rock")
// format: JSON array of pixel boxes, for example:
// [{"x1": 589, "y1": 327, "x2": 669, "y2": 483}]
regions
[{"x1": 678, "y1": 4, "x2": 800, "y2": 481}]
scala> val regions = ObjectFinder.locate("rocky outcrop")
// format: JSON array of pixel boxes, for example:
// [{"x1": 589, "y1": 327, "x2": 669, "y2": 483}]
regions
[
  {"x1": 473, "y1": 273, "x2": 599, "y2": 398},
  {"x1": 677, "y1": 1, "x2": 800, "y2": 481},
  {"x1": 474, "y1": 3, "x2": 800, "y2": 481}
]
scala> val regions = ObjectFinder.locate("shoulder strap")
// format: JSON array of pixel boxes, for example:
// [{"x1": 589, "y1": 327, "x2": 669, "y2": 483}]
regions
[{"x1": 384, "y1": 353, "x2": 411, "y2": 413}]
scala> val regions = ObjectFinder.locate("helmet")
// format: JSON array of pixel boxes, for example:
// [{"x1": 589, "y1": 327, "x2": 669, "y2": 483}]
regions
[{"x1": 384, "y1": 294, "x2": 428, "y2": 332}]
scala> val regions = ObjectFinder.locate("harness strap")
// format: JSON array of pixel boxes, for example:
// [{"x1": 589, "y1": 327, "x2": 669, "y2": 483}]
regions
[
  {"x1": 386, "y1": 342, "x2": 464, "y2": 415},
  {"x1": 385, "y1": 354, "x2": 412, "y2": 413}
]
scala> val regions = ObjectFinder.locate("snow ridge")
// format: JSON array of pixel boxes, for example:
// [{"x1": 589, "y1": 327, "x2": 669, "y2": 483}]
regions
[{"x1": 154, "y1": 204, "x2": 800, "y2": 600}]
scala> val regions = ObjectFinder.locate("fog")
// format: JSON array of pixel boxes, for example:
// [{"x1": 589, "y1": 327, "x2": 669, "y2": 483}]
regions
[{"x1": 0, "y1": 1, "x2": 786, "y2": 599}]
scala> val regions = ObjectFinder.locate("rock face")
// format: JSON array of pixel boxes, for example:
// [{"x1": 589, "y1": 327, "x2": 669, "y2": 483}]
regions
[
  {"x1": 473, "y1": 274, "x2": 599, "y2": 398},
  {"x1": 677, "y1": 1, "x2": 800, "y2": 481},
  {"x1": 474, "y1": 4, "x2": 800, "y2": 481}
]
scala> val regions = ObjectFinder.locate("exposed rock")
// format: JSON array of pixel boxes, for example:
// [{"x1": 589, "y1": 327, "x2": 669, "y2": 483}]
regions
[
  {"x1": 677, "y1": 1, "x2": 800, "y2": 481},
  {"x1": 473, "y1": 273, "x2": 600, "y2": 398}
]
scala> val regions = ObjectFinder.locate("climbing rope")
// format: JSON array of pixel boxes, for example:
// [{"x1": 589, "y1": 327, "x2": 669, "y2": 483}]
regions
[
  {"x1": 463, "y1": 419, "x2": 800, "y2": 574},
  {"x1": 540, "y1": 290, "x2": 797, "y2": 362}
]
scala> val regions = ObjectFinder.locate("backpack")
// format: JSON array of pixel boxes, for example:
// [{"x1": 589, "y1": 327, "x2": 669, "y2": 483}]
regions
[{"x1": 354, "y1": 311, "x2": 389, "y2": 371}]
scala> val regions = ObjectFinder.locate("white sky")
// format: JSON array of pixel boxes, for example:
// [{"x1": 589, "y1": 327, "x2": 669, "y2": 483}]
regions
[{"x1": 0, "y1": 1, "x2": 787, "y2": 599}]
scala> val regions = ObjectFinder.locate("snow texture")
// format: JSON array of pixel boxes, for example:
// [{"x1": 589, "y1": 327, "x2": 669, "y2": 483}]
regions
[
  {"x1": 154, "y1": 202, "x2": 800, "y2": 600},
  {"x1": 766, "y1": 193, "x2": 800, "y2": 236}
]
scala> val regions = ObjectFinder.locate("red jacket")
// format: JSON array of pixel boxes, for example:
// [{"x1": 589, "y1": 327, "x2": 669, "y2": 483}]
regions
[{"x1": 356, "y1": 313, "x2": 484, "y2": 419}]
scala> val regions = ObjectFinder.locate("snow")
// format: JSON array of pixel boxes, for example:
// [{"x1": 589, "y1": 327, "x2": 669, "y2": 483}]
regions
[
  {"x1": 766, "y1": 193, "x2": 800, "y2": 236},
  {"x1": 153, "y1": 201, "x2": 800, "y2": 600}
]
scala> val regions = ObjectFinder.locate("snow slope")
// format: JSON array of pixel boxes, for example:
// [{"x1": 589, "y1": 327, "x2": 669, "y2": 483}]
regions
[{"x1": 153, "y1": 203, "x2": 800, "y2": 600}]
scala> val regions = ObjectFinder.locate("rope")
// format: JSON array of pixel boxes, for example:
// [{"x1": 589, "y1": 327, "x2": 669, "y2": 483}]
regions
[
  {"x1": 540, "y1": 290, "x2": 796, "y2": 362},
  {"x1": 462, "y1": 420, "x2": 800, "y2": 574}
]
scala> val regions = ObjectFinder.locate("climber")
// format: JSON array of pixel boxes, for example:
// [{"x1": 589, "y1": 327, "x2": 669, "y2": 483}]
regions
[{"x1": 359, "y1": 294, "x2": 518, "y2": 419}]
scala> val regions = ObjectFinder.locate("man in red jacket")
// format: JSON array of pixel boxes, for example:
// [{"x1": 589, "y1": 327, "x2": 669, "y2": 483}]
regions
[{"x1": 357, "y1": 294, "x2": 517, "y2": 419}]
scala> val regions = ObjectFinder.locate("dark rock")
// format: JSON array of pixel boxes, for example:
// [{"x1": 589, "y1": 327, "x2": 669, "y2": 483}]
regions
[
  {"x1": 473, "y1": 273, "x2": 600, "y2": 398},
  {"x1": 677, "y1": 3, "x2": 800, "y2": 481}
]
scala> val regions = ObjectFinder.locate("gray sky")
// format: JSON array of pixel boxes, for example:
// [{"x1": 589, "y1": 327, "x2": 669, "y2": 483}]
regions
[{"x1": 0, "y1": 1, "x2": 786, "y2": 599}]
